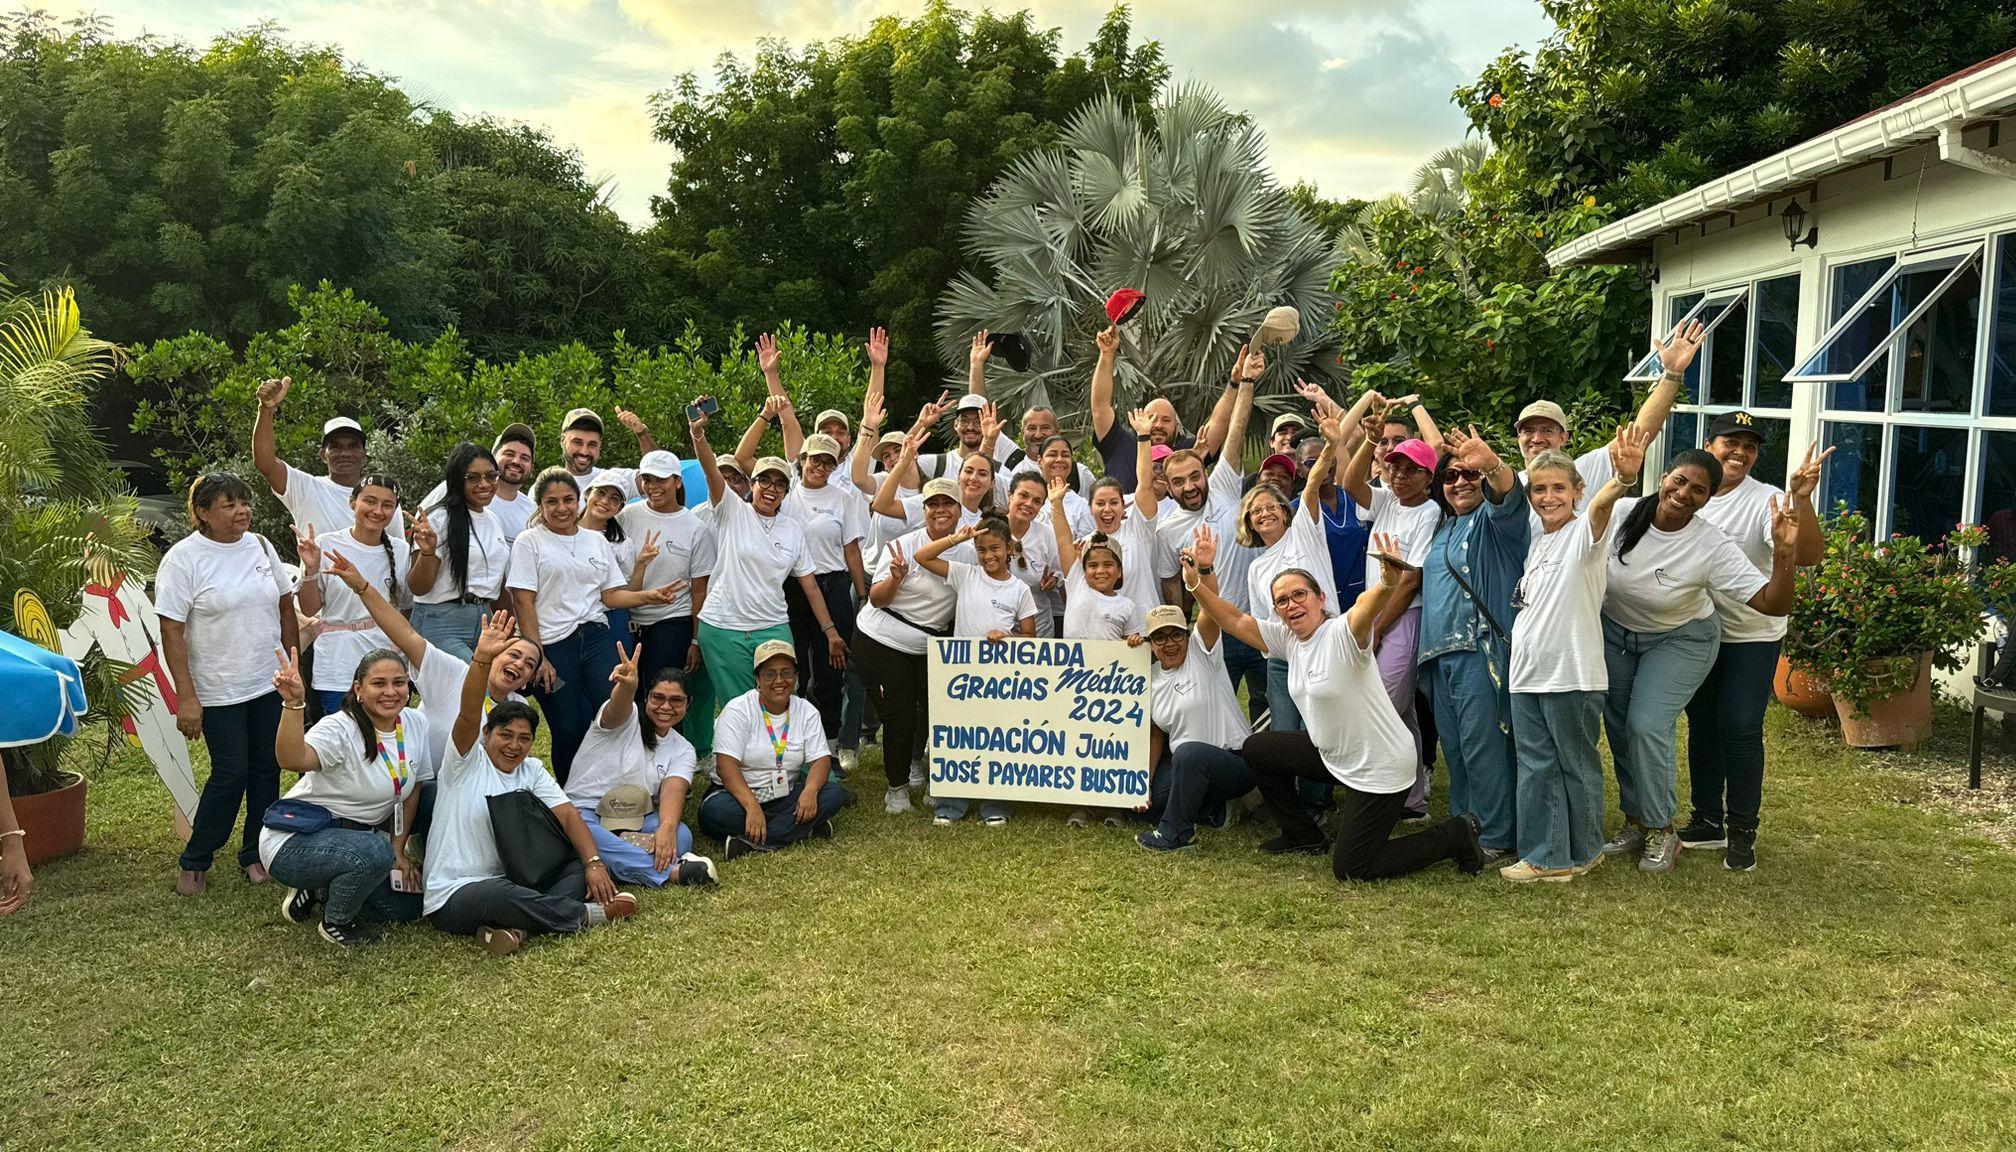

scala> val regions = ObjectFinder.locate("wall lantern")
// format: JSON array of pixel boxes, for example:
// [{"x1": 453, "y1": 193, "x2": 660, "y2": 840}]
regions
[{"x1": 1781, "y1": 200, "x2": 1818, "y2": 250}]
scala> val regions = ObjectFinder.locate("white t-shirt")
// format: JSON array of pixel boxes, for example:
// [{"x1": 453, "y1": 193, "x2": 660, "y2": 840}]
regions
[
  {"x1": 412, "y1": 642, "x2": 522, "y2": 774},
  {"x1": 1062, "y1": 562, "x2": 1146, "y2": 640},
  {"x1": 1036, "y1": 492, "x2": 1095, "y2": 540},
  {"x1": 1247, "y1": 509, "x2": 1338, "y2": 626},
  {"x1": 154, "y1": 532, "x2": 293, "y2": 707},
  {"x1": 783, "y1": 482, "x2": 867, "y2": 575},
  {"x1": 1080, "y1": 507, "x2": 1176, "y2": 620},
  {"x1": 565, "y1": 704, "x2": 697, "y2": 811},
  {"x1": 697, "y1": 495, "x2": 814, "y2": 631},
  {"x1": 257, "y1": 708, "x2": 432, "y2": 867},
  {"x1": 615, "y1": 502, "x2": 716, "y2": 622},
  {"x1": 1357, "y1": 487, "x2": 1441, "y2": 609},
  {"x1": 422, "y1": 482, "x2": 529, "y2": 542},
  {"x1": 1696, "y1": 476, "x2": 1789, "y2": 644},
  {"x1": 413, "y1": 504, "x2": 510, "y2": 604},
  {"x1": 1522, "y1": 444, "x2": 1617, "y2": 534},
  {"x1": 1157, "y1": 457, "x2": 1254, "y2": 610},
  {"x1": 275, "y1": 465, "x2": 405, "y2": 542},
  {"x1": 1604, "y1": 499, "x2": 1769, "y2": 634},
  {"x1": 1508, "y1": 515, "x2": 1615, "y2": 693},
  {"x1": 507, "y1": 526, "x2": 624, "y2": 643},
  {"x1": 1150, "y1": 631, "x2": 1248, "y2": 751},
  {"x1": 307, "y1": 528, "x2": 411, "y2": 693},
  {"x1": 422, "y1": 740, "x2": 570, "y2": 915},
  {"x1": 1010, "y1": 524, "x2": 1060, "y2": 636},
  {"x1": 855, "y1": 528, "x2": 973, "y2": 655},
  {"x1": 713, "y1": 690, "x2": 831, "y2": 803},
  {"x1": 946, "y1": 560, "x2": 1038, "y2": 637},
  {"x1": 1258, "y1": 617, "x2": 1415, "y2": 794}
]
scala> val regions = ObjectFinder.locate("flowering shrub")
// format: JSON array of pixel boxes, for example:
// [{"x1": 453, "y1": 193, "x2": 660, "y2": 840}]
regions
[{"x1": 1787, "y1": 507, "x2": 1988, "y2": 713}]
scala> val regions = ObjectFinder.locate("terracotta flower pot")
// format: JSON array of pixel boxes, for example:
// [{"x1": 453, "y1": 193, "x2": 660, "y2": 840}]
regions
[
  {"x1": 1833, "y1": 653, "x2": 1935, "y2": 750},
  {"x1": 1774, "y1": 656, "x2": 1834, "y2": 719},
  {"x1": 12, "y1": 770, "x2": 86, "y2": 866}
]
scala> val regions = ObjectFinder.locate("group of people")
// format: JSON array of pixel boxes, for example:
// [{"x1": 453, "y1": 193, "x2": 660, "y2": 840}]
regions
[{"x1": 145, "y1": 313, "x2": 1827, "y2": 951}]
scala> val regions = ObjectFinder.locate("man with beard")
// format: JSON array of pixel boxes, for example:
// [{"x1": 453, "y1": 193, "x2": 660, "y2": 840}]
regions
[
  {"x1": 420, "y1": 424, "x2": 536, "y2": 540},
  {"x1": 1089, "y1": 327, "x2": 1245, "y2": 490},
  {"x1": 559, "y1": 407, "x2": 659, "y2": 502}
]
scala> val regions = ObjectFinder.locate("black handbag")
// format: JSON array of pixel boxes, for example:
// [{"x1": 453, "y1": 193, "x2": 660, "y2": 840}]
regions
[{"x1": 485, "y1": 789, "x2": 575, "y2": 891}]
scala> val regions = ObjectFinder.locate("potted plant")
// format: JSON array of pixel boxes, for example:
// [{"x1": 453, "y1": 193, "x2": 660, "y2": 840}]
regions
[{"x1": 1787, "y1": 508, "x2": 1986, "y2": 749}]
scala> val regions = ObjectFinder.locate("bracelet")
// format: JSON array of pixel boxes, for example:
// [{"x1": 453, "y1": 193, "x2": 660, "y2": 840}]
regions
[
  {"x1": 1615, "y1": 474, "x2": 1640, "y2": 487},
  {"x1": 823, "y1": 623, "x2": 840, "y2": 635},
  {"x1": 587, "y1": 857, "x2": 606, "y2": 870},
  {"x1": 418, "y1": 551, "x2": 437, "y2": 560},
  {"x1": 1196, "y1": 564, "x2": 1215, "y2": 575},
  {"x1": 281, "y1": 700, "x2": 306, "y2": 711},
  {"x1": 0, "y1": 829, "x2": 24, "y2": 841}
]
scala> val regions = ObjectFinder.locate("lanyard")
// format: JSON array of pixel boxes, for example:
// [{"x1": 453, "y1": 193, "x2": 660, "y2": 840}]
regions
[
  {"x1": 376, "y1": 719, "x2": 409, "y2": 835},
  {"x1": 761, "y1": 708, "x2": 791, "y2": 775}
]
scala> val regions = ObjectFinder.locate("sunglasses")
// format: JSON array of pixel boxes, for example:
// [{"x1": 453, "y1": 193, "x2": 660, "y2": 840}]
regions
[{"x1": 1437, "y1": 467, "x2": 1483, "y2": 483}]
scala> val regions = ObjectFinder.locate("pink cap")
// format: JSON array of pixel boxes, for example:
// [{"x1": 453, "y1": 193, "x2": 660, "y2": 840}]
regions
[
  {"x1": 1149, "y1": 444, "x2": 1174, "y2": 463},
  {"x1": 1385, "y1": 438, "x2": 1438, "y2": 472},
  {"x1": 1260, "y1": 453, "x2": 1299, "y2": 477}
]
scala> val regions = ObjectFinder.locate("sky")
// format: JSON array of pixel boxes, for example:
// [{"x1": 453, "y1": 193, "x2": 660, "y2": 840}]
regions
[{"x1": 35, "y1": 0, "x2": 1557, "y2": 227}]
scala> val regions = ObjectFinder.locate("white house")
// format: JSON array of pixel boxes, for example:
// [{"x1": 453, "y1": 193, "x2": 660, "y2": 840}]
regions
[{"x1": 1548, "y1": 47, "x2": 2016, "y2": 566}]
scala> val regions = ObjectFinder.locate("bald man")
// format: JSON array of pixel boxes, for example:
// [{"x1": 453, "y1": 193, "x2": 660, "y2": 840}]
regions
[{"x1": 1090, "y1": 325, "x2": 1238, "y2": 491}]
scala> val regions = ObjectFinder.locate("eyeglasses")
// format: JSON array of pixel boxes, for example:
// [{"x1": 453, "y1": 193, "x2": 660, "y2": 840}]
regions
[
  {"x1": 1437, "y1": 467, "x2": 1483, "y2": 483},
  {"x1": 1149, "y1": 631, "x2": 1187, "y2": 647},
  {"x1": 756, "y1": 667, "x2": 797, "y2": 683},
  {"x1": 647, "y1": 693, "x2": 689, "y2": 707},
  {"x1": 464, "y1": 470, "x2": 500, "y2": 484},
  {"x1": 1271, "y1": 587, "x2": 1315, "y2": 610},
  {"x1": 754, "y1": 475, "x2": 789, "y2": 490}
]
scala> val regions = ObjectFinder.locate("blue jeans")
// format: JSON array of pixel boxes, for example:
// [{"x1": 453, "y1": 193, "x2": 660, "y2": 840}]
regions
[
  {"x1": 1219, "y1": 633, "x2": 1268, "y2": 724},
  {"x1": 530, "y1": 621, "x2": 618, "y2": 786},
  {"x1": 266, "y1": 827, "x2": 423, "y2": 925},
  {"x1": 605, "y1": 607, "x2": 633, "y2": 650},
  {"x1": 1685, "y1": 638, "x2": 1781, "y2": 833},
  {"x1": 1155, "y1": 742, "x2": 1254, "y2": 845},
  {"x1": 1264, "y1": 656, "x2": 1303, "y2": 731},
  {"x1": 580, "y1": 810, "x2": 694, "y2": 886},
  {"x1": 1603, "y1": 614, "x2": 1720, "y2": 830},
  {"x1": 180, "y1": 692, "x2": 283, "y2": 872},
  {"x1": 316, "y1": 690, "x2": 347, "y2": 716},
  {"x1": 1425, "y1": 646, "x2": 1516, "y2": 852},
  {"x1": 698, "y1": 780, "x2": 847, "y2": 848},
  {"x1": 411, "y1": 600, "x2": 486, "y2": 663},
  {"x1": 1511, "y1": 691, "x2": 1606, "y2": 870}
]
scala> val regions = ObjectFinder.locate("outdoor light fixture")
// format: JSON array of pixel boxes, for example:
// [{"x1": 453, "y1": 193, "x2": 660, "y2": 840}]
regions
[{"x1": 1781, "y1": 199, "x2": 1818, "y2": 250}]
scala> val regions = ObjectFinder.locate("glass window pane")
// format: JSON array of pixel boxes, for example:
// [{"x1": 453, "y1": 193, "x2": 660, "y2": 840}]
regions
[
  {"x1": 1897, "y1": 262, "x2": 1981, "y2": 415},
  {"x1": 1751, "y1": 274, "x2": 1800, "y2": 409},
  {"x1": 1980, "y1": 431, "x2": 2016, "y2": 567},
  {"x1": 1988, "y1": 234, "x2": 2016, "y2": 418},
  {"x1": 1821, "y1": 422, "x2": 1883, "y2": 522},
  {"x1": 1666, "y1": 411, "x2": 1699, "y2": 465},
  {"x1": 1750, "y1": 416, "x2": 1791, "y2": 490},
  {"x1": 1889, "y1": 425, "x2": 1966, "y2": 542},
  {"x1": 1626, "y1": 292, "x2": 1705, "y2": 380},
  {"x1": 1831, "y1": 257, "x2": 1894, "y2": 322},
  {"x1": 1705, "y1": 295, "x2": 1749, "y2": 405}
]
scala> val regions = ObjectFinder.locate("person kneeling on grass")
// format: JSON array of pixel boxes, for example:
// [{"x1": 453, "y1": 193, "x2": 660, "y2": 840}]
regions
[
  {"x1": 424, "y1": 611, "x2": 638, "y2": 955},
  {"x1": 1187, "y1": 526, "x2": 1486, "y2": 881},
  {"x1": 564, "y1": 642, "x2": 717, "y2": 887},
  {"x1": 1134, "y1": 591, "x2": 1257, "y2": 853},
  {"x1": 266, "y1": 646, "x2": 429, "y2": 948},
  {"x1": 698, "y1": 640, "x2": 846, "y2": 860}
]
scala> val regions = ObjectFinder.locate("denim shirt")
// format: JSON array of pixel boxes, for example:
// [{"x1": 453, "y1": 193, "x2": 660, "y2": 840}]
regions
[{"x1": 1418, "y1": 476, "x2": 1531, "y2": 665}]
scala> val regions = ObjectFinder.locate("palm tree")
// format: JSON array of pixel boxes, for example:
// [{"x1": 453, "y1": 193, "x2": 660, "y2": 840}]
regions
[
  {"x1": 1340, "y1": 139, "x2": 1492, "y2": 294},
  {"x1": 933, "y1": 82, "x2": 1345, "y2": 440},
  {"x1": 0, "y1": 282, "x2": 155, "y2": 796}
]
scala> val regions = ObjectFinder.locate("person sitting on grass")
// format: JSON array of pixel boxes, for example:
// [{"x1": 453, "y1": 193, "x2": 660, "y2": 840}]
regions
[
  {"x1": 1133, "y1": 592, "x2": 1257, "y2": 854},
  {"x1": 266, "y1": 646, "x2": 427, "y2": 947},
  {"x1": 698, "y1": 640, "x2": 847, "y2": 860},
  {"x1": 565, "y1": 642, "x2": 717, "y2": 888},
  {"x1": 424, "y1": 611, "x2": 638, "y2": 956}
]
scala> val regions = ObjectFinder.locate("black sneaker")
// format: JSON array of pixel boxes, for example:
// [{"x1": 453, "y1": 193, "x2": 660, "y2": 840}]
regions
[
  {"x1": 280, "y1": 887, "x2": 322, "y2": 925},
  {"x1": 317, "y1": 920, "x2": 379, "y2": 948},
  {"x1": 723, "y1": 835, "x2": 766, "y2": 862},
  {"x1": 1203, "y1": 800, "x2": 1233, "y2": 830},
  {"x1": 1135, "y1": 828, "x2": 1197, "y2": 853},
  {"x1": 1724, "y1": 826, "x2": 1757, "y2": 872},
  {"x1": 1453, "y1": 813, "x2": 1487, "y2": 875},
  {"x1": 1259, "y1": 832, "x2": 1328, "y2": 855},
  {"x1": 1678, "y1": 816, "x2": 1728, "y2": 849},
  {"x1": 809, "y1": 819, "x2": 836, "y2": 841},
  {"x1": 675, "y1": 853, "x2": 719, "y2": 886}
]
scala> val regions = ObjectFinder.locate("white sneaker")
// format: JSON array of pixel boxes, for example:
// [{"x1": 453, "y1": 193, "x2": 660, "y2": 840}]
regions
[
  {"x1": 838, "y1": 747, "x2": 859, "y2": 774},
  {"x1": 884, "y1": 786, "x2": 913, "y2": 814},
  {"x1": 907, "y1": 760, "x2": 927, "y2": 789}
]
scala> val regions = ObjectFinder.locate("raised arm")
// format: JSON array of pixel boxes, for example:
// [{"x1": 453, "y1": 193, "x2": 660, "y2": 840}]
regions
[
  {"x1": 1340, "y1": 410, "x2": 1379, "y2": 509},
  {"x1": 1630, "y1": 318, "x2": 1706, "y2": 443},
  {"x1": 1215, "y1": 352, "x2": 1261, "y2": 464},
  {"x1": 404, "y1": 508, "x2": 441, "y2": 595},
  {"x1": 967, "y1": 329, "x2": 991, "y2": 397},
  {"x1": 688, "y1": 401, "x2": 726, "y2": 507},
  {"x1": 1301, "y1": 413, "x2": 1341, "y2": 520},
  {"x1": 615, "y1": 406, "x2": 659, "y2": 456},
  {"x1": 872, "y1": 428, "x2": 928, "y2": 520},
  {"x1": 453, "y1": 612, "x2": 516, "y2": 756},
  {"x1": 1332, "y1": 387, "x2": 1384, "y2": 457},
  {"x1": 271, "y1": 646, "x2": 318, "y2": 774},
  {"x1": 1784, "y1": 440, "x2": 1834, "y2": 567},
  {"x1": 1405, "y1": 397, "x2": 1443, "y2": 455},
  {"x1": 1181, "y1": 525, "x2": 1263, "y2": 651},
  {"x1": 1048, "y1": 478, "x2": 1079, "y2": 574},
  {"x1": 1182, "y1": 528, "x2": 1225, "y2": 649},
  {"x1": 868, "y1": 540, "x2": 910, "y2": 609},
  {"x1": 597, "y1": 642, "x2": 640, "y2": 731},
  {"x1": 735, "y1": 397, "x2": 780, "y2": 476},
  {"x1": 1587, "y1": 424, "x2": 1647, "y2": 542},
  {"x1": 293, "y1": 528, "x2": 326, "y2": 618},
  {"x1": 1747, "y1": 499, "x2": 1800, "y2": 617},
  {"x1": 1091, "y1": 325, "x2": 1120, "y2": 443},
  {"x1": 757, "y1": 332, "x2": 804, "y2": 458},
  {"x1": 328, "y1": 552, "x2": 427, "y2": 666},
  {"x1": 852, "y1": 386, "x2": 886, "y2": 495},
  {"x1": 1129, "y1": 409, "x2": 1157, "y2": 518},
  {"x1": 1195, "y1": 346, "x2": 1259, "y2": 460},
  {"x1": 251, "y1": 376, "x2": 293, "y2": 494},
  {"x1": 1445, "y1": 425, "x2": 1516, "y2": 501},
  {"x1": 1344, "y1": 535, "x2": 1409, "y2": 649},
  {"x1": 911, "y1": 523, "x2": 975, "y2": 577}
]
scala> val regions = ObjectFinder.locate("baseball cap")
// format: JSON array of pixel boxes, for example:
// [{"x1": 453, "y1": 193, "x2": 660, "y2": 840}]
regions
[
  {"x1": 875, "y1": 432, "x2": 907, "y2": 452},
  {"x1": 985, "y1": 331, "x2": 1033, "y2": 372},
  {"x1": 492, "y1": 422, "x2": 535, "y2": 454},
  {"x1": 321, "y1": 416, "x2": 363, "y2": 442},
  {"x1": 595, "y1": 784, "x2": 652, "y2": 833},
  {"x1": 638, "y1": 450, "x2": 683, "y2": 479},
  {"x1": 1515, "y1": 400, "x2": 1570, "y2": 432},
  {"x1": 1256, "y1": 305, "x2": 1300, "y2": 348},
  {"x1": 814, "y1": 409, "x2": 850, "y2": 432},
  {"x1": 1385, "y1": 438, "x2": 1438, "y2": 472},
  {"x1": 714, "y1": 454, "x2": 745, "y2": 476},
  {"x1": 1150, "y1": 444, "x2": 1174, "y2": 463},
  {"x1": 1269, "y1": 412, "x2": 1306, "y2": 437},
  {"x1": 752, "y1": 638, "x2": 796, "y2": 671},
  {"x1": 1106, "y1": 287, "x2": 1146, "y2": 326},
  {"x1": 562, "y1": 407, "x2": 604, "y2": 435},
  {"x1": 1145, "y1": 604, "x2": 1187, "y2": 637},
  {"x1": 751, "y1": 456, "x2": 793, "y2": 483},
  {"x1": 954, "y1": 394, "x2": 987, "y2": 413},
  {"x1": 921, "y1": 477, "x2": 960, "y2": 502},
  {"x1": 1260, "y1": 452, "x2": 1299, "y2": 477},
  {"x1": 802, "y1": 433, "x2": 842, "y2": 461},
  {"x1": 1705, "y1": 410, "x2": 1765, "y2": 442}
]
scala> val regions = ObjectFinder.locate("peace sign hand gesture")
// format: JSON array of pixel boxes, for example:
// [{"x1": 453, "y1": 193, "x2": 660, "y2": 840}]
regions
[
  {"x1": 327, "y1": 551, "x2": 368, "y2": 592},
  {"x1": 406, "y1": 509, "x2": 438, "y2": 558},
  {"x1": 887, "y1": 542, "x2": 910, "y2": 583},
  {"x1": 643, "y1": 580, "x2": 688, "y2": 605},
  {"x1": 1768, "y1": 494, "x2": 1798, "y2": 551},
  {"x1": 272, "y1": 646, "x2": 305, "y2": 706},
  {"x1": 636, "y1": 530, "x2": 662, "y2": 570},
  {"x1": 1787, "y1": 441, "x2": 1836, "y2": 500},
  {"x1": 609, "y1": 642, "x2": 640, "y2": 690},
  {"x1": 293, "y1": 524, "x2": 322, "y2": 576}
]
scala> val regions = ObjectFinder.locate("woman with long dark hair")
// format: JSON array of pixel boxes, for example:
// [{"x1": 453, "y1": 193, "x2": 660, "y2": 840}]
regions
[
  {"x1": 409, "y1": 443, "x2": 510, "y2": 662},
  {"x1": 157, "y1": 473, "x2": 300, "y2": 896},
  {"x1": 1599, "y1": 449, "x2": 1798, "y2": 874}
]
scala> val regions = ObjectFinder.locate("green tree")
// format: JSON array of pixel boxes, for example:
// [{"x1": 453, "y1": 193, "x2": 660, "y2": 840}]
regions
[{"x1": 646, "y1": 2, "x2": 1167, "y2": 410}]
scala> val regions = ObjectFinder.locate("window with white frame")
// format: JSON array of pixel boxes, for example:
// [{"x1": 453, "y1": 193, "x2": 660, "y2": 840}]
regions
[
  {"x1": 1799, "y1": 233, "x2": 2014, "y2": 543},
  {"x1": 1661, "y1": 272, "x2": 1803, "y2": 488}
]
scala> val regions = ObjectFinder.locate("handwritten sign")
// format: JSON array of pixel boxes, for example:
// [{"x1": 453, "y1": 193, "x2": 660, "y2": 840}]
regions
[{"x1": 925, "y1": 637, "x2": 1151, "y2": 807}]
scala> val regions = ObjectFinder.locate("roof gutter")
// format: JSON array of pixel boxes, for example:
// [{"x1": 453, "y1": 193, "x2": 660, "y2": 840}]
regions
[{"x1": 1937, "y1": 121, "x2": 2016, "y2": 182}]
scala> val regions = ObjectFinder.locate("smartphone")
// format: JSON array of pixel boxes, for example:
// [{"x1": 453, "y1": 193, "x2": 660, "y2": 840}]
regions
[
  {"x1": 685, "y1": 396, "x2": 720, "y2": 422},
  {"x1": 389, "y1": 868, "x2": 411, "y2": 893}
]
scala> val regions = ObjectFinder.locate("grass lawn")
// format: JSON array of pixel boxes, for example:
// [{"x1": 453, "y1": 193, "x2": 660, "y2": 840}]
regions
[{"x1": 6, "y1": 705, "x2": 2016, "y2": 1151}]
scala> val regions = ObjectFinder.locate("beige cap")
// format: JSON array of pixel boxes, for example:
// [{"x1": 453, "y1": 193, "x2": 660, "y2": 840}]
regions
[
  {"x1": 595, "y1": 784, "x2": 652, "y2": 832},
  {"x1": 714, "y1": 454, "x2": 745, "y2": 475},
  {"x1": 493, "y1": 422, "x2": 536, "y2": 453},
  {"x1": 921, "y1": 477, "x2": 960, "y2": 502},
  {"x1": 876, "y1": 432, "x2": 907, "y2": 451},
  {"x1": 1145, "y1": 604, "x2": 1188, "y2": 636},
  {"x1": 753, "y1": 638, "x2": 796, "y2": 670},
  {"x1": 802, "y1": 433, "x2": 842, "y2": 461},
  {"x1": 814, "y1": 409, "x2": 850, "y2": 431},
  {"x1": 561, "y1": 407, "x2": 603, "y2": 434},
  {"x1": 1516, "y1": 400, "x2": 1569, "y2": 432},
  {"x1": 1255, "y1": 305, "x2": 1301, "y2": 347},
  {"x1": 1269, "y1": 412, "x2": 1306, "y2": 436},
  {"x1": 751, "y1": 456, "x2": 792, "y2": 483}
]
